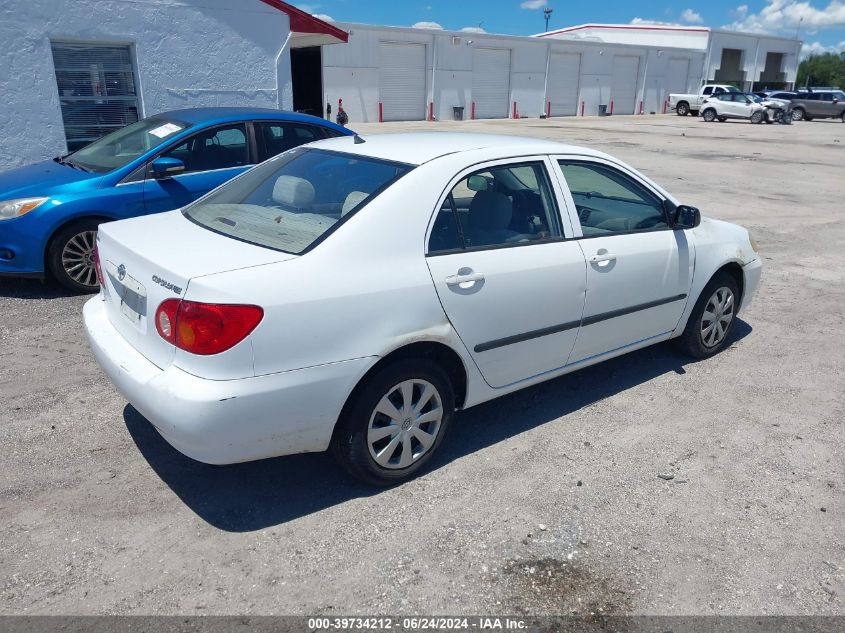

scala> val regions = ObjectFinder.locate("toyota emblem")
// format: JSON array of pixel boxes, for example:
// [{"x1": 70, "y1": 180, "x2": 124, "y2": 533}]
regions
[{"x1": 117, "y1": 264, "x2": 126, "y2": 281}]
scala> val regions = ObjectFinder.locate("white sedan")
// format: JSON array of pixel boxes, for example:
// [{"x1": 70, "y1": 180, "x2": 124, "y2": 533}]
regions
[{"x1": 84, "y1": 133, "x2": 762, "y2": 485}]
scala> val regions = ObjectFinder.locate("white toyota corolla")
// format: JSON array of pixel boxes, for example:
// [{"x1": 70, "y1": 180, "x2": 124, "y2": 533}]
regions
[{"x1": 84, "y1": 133, "x2": 762, "y2": 485}]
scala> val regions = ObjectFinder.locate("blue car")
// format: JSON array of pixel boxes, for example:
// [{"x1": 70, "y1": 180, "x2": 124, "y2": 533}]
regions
[{"x1": 0, "y1": 108, "x2": 351, "y2": 291}]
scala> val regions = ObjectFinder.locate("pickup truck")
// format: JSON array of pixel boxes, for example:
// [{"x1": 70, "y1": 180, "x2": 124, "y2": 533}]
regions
[{"x1": 669, "y1": 85, "x2": 740, "y2": 116}]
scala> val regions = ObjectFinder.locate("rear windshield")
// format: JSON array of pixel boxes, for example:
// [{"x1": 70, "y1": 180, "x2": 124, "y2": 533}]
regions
[{"x1": 183, "y1": 148, "x2": 413, "y2": 254}]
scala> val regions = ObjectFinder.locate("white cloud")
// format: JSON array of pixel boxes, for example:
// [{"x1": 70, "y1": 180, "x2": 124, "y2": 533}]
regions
[
  {"x1": 412, "y1": 21, "x2": 444, "y2": 29},
  {"x1": 681, "y1": 8, "x2": 704, "y2": 23},
  {"x1": 800, "y1": 38, "x2": 845, "y2": 55},
  {"x1": 313, "y1": 13, "x2": 334, "y2": 22},
  {"x1": 630, "y1": 17, "x2": 683, "y2": 26},
  {"x1": 295, "y1": 3, "x2": 320, "y2": 12},
  {"x1": 724, "y1": 0, "x2": 845, "y2": 33},
  {"x1": 520, "y1": 0, "x2": 547, "y2": 9},
  {"x1": 460, "y1": 26, "x2": 487, "y2": 33}
]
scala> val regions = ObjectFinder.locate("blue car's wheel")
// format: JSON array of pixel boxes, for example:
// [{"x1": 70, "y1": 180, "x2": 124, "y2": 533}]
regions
[{"x1": 48, "y1": 219, "x2": 101, "y2": 293}]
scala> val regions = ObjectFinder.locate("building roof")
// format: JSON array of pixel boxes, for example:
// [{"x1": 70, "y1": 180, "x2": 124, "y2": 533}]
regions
[
  {"x1": 258, "y1": 0, "x2": 348, "y2": 43},
  {"x1": 306, "y1": 132, "x2": 605, "y2": 166},
  {"x1": 537, "y1": 23, "x2": 710, "y2": 37}
]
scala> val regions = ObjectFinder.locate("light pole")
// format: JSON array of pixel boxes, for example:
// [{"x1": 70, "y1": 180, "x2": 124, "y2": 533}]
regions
[{"x1": 544, "y1": 7, "x2": 553, "y2": 32}]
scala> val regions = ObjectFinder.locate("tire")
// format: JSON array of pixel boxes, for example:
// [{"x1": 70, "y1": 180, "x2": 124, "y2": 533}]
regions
[
  {"x1": 674, "y1": 272, "x2": 740, "y2": 359},
  {"x1": 750, "y1": 111, "x2": 765, "y2": 124},
  {"x1": 330, "y1": 358, "x2": 455, "y2": 486},
  {"x1": 676, "y1": 102, "x2": 690, "y2": 116},
  {"x1": 717, "y1": 116, "x2": 727, "y2": 122},
  {"x1": 791, "y1": 108, "x2": 805, "y2": 121},
  {"x1": 702, "y1": 109, "x2": 717, "y2": 122},
  {"x1": 47, "y1": 218, "x2": 102, "y2": 293}
]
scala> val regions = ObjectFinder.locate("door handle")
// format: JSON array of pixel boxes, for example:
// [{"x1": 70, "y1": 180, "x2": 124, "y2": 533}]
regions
[
  {"x1": 445, "y1": 272, "x2": 485, "y2": 286},
  {"x1": 588, "y1": 253, "x2": 617, "y2": 264}
]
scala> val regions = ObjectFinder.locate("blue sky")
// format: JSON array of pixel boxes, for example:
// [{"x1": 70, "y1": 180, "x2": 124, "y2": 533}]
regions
[{"x1": 294, "y1": 0, "x2": 845, "y2": 56}]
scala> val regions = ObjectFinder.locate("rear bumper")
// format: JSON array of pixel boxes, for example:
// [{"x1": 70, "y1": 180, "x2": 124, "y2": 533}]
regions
[
  {"x1": 83, "y1": 296, "x2": 374, "y2": 464},
  {"x1": 740, "y1": 257, "x2": 763, "y2": 314}
]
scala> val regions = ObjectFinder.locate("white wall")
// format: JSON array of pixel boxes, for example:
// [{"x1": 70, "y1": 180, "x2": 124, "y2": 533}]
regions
[
  {"x1": 707, "y1": 31, "x2": 802, "y2": 88},
  {"x1": 325, "y1": 23, "x2": 704, "y2": 124},
  {"x1": 0, "y1": 0, "x2": 291, "y2": 170}
]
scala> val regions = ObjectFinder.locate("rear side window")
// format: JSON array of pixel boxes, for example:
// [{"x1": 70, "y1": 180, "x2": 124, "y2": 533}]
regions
[
  {"x1": 257, "y1": 122, "x2": 327, "y2": 161},
  {"x1": 161, "y1": 124, "x2": 248, "y2": 173},
  {"x1": 184, "y1": 148, "x2": 412, "y2": 254}
]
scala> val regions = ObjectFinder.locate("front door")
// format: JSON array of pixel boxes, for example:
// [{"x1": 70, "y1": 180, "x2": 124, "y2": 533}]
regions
[
  {"x1": 425, "y1": 158, "x2": 587, "y2": 388},
  {"x1": 554, "y1": 158, "x2": 693, "y2": 364},
  {"x1": 143, "y1": 123, "x2": 251, "y2": 214}
]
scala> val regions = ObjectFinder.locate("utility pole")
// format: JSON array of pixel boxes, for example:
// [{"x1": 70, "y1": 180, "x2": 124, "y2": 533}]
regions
[{"x1": 544, "y1": 7, "x2": 553, "y2": 32}]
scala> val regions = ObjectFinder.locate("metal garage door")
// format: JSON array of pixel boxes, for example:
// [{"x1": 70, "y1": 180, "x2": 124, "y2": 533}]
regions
[
  {"x1": 610, "y1": 55, "x2": 640, "y2": 115},
  {"x1": 666, "y1": 58, "x2": 690, "y2": 94},
  {"x1": 379, "y1": 42, "x2": 426, "y2": 121},
  {"x1": 547, "y1": 52, "x2": 581, "y2": 116},
  {"x1": 472, "y1": 48, "x2": 511, "y2": 119}
]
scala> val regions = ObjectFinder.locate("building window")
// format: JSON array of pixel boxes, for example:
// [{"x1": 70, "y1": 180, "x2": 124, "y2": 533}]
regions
[{"x1": 50, "y1": 42, "x2": 141, "y2": 151}]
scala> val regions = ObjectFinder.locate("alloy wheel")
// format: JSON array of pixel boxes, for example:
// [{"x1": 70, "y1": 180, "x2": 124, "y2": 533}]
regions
[
  {"x1": 61, "y1": 230, "x2": 98, "y2": 288},
  {"x1": 367, "y1": 379, "x2": 443, "y2": 470},
  {"x1": 700, "y1": 286, "x2": 735, "y2": 348}
]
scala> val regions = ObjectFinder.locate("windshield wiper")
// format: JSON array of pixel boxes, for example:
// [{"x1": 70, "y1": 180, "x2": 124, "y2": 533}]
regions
[{"x1": 54, "y1": 156, "x2": 91, "y2": 172}]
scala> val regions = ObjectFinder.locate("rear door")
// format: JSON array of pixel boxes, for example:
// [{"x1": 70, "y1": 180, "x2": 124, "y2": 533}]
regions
[
  {"x1": 553, "y1": 157, "x2": 693, "y2": 363},
  {"x1": 142, "y1": 123, "x2": 252, "y2": 213},
  {"x1": 425, "y1": 157, "x2": 586, "y2": 389}
]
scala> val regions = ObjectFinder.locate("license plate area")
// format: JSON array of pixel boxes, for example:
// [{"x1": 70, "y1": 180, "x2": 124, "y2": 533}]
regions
[{"x1": 104, "y1": 261, "x2": 147, "y2": 327}]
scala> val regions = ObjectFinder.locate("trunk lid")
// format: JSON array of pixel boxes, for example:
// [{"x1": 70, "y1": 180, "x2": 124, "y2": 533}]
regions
[{"x1": 97, "y1": 210, "x2": 294, "y2": 369}]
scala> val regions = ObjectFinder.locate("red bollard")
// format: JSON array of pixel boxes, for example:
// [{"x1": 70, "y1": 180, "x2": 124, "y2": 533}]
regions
[
  {"x1": 471, "y1": 102, "x2": 476, "y2": 120},
  {"x1": 512, "y1": 101, "x2": 517, "y2": 119},
  {"x1": 580, "y1": 101, "x2": 585, "y2": 116},
  {"x1": 609, "y1": 100, "x2": 614, "y2": 115},
  {"x1": 663, "y1": 100, "x2": 668, "y2": 114},
  {"x1": 429, "y1": 102, "x2": 434, "y2": 121},
  {"x1": 547, "y1": 101, "x2": 551, "y2": 118},
  {"x1": 378, "y1": 102, "x2": 383, "y2": 123},
  {"x1": 639, "y1": 100, "x2": 644, "y2": 114}
]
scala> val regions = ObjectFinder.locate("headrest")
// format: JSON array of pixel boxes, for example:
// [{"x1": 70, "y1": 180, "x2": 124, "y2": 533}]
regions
[
  {"x1": 272, "y1": 175, "x2": 315, "y2": 209},
  {"x1": 468, "y1": 191, "x2": 512, "y2": 230},
  {"x1": 341, "y1": 191, "x2": 368, "y2": 216}
]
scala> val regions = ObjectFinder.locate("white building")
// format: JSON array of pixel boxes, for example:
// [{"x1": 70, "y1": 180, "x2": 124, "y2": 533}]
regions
[
  {"x1": 540, "y1": 24, "x2": 802, "y2": 91},
  {"x1": 322, "y1": 22, "x2": 708, "y2": 124},
  {"x1": 0, "y1": 0, "x2": 346, "y2": 169}
]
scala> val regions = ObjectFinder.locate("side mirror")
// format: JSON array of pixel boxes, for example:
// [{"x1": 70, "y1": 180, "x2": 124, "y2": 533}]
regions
[
  {"x1": 467, "y1": 174, "x2": 489, "y2": 192},
  {"x1": 673, "y1": 204, "x2": 701, "y2": 229},
  {"x1": 151, "y1": 157, "x2": 185, "y2": 178}
]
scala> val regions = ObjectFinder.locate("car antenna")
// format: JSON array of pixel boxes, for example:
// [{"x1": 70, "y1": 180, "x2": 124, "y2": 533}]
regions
[{"x1": 353, "y1": 134, "x2": 366, "y2": 144}]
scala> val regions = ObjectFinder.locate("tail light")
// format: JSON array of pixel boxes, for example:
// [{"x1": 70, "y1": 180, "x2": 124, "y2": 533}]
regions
[
  {"x1": 93, "y1": 243, "x2": 104, "y2": 287},
  {"x1": 155, "y1": 299, "x2": 263, "y2": 355}
]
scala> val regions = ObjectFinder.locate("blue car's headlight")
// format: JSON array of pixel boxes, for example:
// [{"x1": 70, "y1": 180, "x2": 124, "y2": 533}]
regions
[{"x1": 0, "y1": 197, "x2": 48, "y2": 220}]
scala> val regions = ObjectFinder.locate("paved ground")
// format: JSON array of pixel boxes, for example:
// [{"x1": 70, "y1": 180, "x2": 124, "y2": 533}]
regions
[{"x1": 1, "y1": 114, "x2": 844, "y2": 616}]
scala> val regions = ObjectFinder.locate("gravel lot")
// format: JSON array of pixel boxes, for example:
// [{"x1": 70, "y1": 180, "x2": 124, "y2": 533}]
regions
[{"x1": 1, "y1": 114, "x2": 843, "y2": 617}]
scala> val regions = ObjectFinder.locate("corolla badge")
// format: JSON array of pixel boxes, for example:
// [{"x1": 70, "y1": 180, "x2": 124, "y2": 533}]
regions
[
  {"x1": 117, "y1": 264, "x2": 126, "y2": 281},
  {"x1": 152, "y1": 274, "x2": 183, "y2": 295}
]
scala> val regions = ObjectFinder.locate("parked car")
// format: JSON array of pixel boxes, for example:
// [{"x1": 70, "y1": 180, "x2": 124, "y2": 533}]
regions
[
  {"x1": 0, "y1": 108, "x2": 351, "y2": 291},
  {"x1": 669, "y1": 84, "x2": 739, "y2": 117},
  {"x1": 700, "y1": 92, "x2": 785, "y2": 123},
  {"x1": 84, "y1": 133, "x2": 762, "y2": 485},
  {"x1": 789, "y1": 90, "x2": 845, "y2": 121},
  {"x1": 754, "y1": 90, "x2": 798, "y2": 102}
]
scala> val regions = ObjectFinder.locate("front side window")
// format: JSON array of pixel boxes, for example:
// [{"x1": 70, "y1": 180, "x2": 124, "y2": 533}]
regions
[
  {"x1": 184, "y1": 148, "x2": 412, "y2": 254},
  {"x1": 160, "y1": 124, "x2": 248, "y2": 174},
  {"x1": 428, "y1": 162, "x2": 562, "y2": 253},
  {"x1": 558, "y1": 161, "x2": 668, "y2": 236}
]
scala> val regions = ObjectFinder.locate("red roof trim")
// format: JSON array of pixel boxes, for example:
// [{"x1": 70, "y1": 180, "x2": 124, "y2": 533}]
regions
[
  {"x1": 259, "y1": 0, "x2": 349, "y2": 43},
  {"x1": 539, "y1": 24, "x2": 710, "y2": 37}
]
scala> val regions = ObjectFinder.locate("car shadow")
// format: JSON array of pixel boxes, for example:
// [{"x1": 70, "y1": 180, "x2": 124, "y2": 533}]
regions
[
  {"x1": 124, "y1": 320, "x2": 752, "y2": 532},
  {"x1": 0, "y1": 277, "x2": 86, "y2": 299}
]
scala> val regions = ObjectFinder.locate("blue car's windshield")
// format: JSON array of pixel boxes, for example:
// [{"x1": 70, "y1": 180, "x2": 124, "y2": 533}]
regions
[{"x1": 67, "y1": 118, "x2": 192, "y2": 173}]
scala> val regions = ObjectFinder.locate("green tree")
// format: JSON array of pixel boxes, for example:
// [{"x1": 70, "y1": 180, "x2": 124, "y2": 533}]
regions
[{"x1": 796, "y1": 52, "x2": 845, "y2": 88}]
